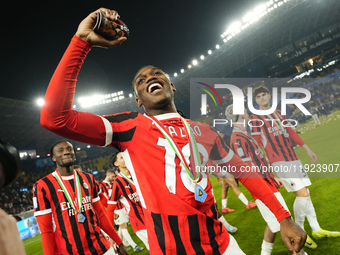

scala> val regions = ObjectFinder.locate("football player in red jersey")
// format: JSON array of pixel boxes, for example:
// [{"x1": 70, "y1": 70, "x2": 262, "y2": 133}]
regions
[
  {"x1": 40, "y1": 8, "x2": 307, "y2": 254},
  {"x1": 99, "y1": 169, "x2": 117, "y2": 208},
  {"x1": 33, "y1": 141, "x2": 127, "y2": 255},
  {"x1": 226, "y1": 105, "x2": 311, "y2": 255},
  {"x1": 107, "y1": 152, "x2": 149, "y2": 251},
  {"x1": 250, "y1": 86, "x2": 340, "y2": 249}
]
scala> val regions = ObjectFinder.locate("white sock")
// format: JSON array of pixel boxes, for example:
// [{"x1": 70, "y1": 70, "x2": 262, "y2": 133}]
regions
[
  {"x1": 219, "y1": 215, "x2": 231, "y2": 229},
  {"x1": 293, "y1": 197, "x2": 307, "y2": 230},
  {"x1": 222, "y1": 198, "x2": 227, "y2": 208},
  {"x1": 305, "y1": 196, "x2": 321, "y2": 232},
  {"x1": 294, "y1": 196, "x2": 321, "y2": 232},
  {"x1": 238, "y1": 193, "x2": 249, "y2": 206},
  {"x1": 122, "y1": 228, "x2": 137, "y2": 248},
  {"x1": 261, "y1": 240, "x2": 274, "y2": 255}
]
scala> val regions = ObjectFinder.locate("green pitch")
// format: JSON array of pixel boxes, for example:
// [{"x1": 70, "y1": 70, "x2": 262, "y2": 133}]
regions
[{"x1": 24, "y1": 112, "x2": 340, "y2": 254}]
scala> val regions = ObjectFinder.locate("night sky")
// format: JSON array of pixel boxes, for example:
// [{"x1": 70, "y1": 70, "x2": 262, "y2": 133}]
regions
[{"x1": 1, "y1": 0, "x2": 264, "y2": 103}]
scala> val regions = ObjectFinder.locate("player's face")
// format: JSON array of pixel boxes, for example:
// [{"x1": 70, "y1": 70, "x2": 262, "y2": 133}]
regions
[
  {"x1": 52, "y1": 141, "x2": 76, "y2": 167},
  {"x1": 114, "y1": 153, "x2": 126, "y2": 169},
  {"x1": 133, "y1": 66, "x2": 176, "y2": 111},
  {"x1": 255, "y1": 92, "x2": 271, "y2": 107},
  {"x1": 108, "y1": 172, "x2": 117, "y2": 182}
]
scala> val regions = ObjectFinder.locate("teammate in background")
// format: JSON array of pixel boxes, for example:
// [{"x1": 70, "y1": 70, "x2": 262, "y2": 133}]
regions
[
  {"x1": 32, "y1": 141, "x2": 127, "y2": 255},
  {"x1": 217, "y1": 133, "x2": 257, "y2": 213},
  {"x1": 107, "y1": 152, "x2": 149, "y2": 251},
  {"x1": 99, "y1": 169, "x2": 117, "y2": 207},
  {"x1": 97, "y1": 168, "x2": 132, "y2": 249},
  {"x1": 40, "y1": 8, "x2": 307, "y2": 254},
  {"x1": 226, "y1": 105, "x2": 309, "y2": 255},
  {"x1": 250, "y1": 86, "x2": 340, "y2": 249}
]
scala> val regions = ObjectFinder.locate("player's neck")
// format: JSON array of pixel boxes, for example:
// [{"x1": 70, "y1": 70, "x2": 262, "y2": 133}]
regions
[
  {"x1": 104, "y1": 177, "x2": 110, "y2": 183},
  {"x1": 57, "y1": 166, "x2": 74, "y2": 176},
  {"x1": 260, "y1": 104, "x2": 270, "y2": 110},
  {"x1": 234, "y1": 123, "x2": 247, "y2": 131},
  {"x1": 145, "y1": 103, "x2": 177, "y2": 116},
  {"x1": 120, "y1": 167, "x2": 130, "y2": 177}
]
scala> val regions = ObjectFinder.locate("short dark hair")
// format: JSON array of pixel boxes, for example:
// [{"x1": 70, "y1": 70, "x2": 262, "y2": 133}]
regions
[
  {"x1": 253, "y1": 86, "x2": 270, "y2": 98},
  {"x1": 110, "y1": 151, "x2": 120, "y2": 165}
]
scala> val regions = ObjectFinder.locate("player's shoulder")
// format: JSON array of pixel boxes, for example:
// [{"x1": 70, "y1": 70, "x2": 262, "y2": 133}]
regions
[{"x1": 33, "y1": 173, "x2": 54, "y2": 190}]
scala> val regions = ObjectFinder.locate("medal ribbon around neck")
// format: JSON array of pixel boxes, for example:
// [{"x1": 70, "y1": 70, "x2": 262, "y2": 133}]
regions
[
  {"x1": 144, "y1": 114, "x2": 202, "y2": 184},
  {"x1": 260, "y1": 107, "x2": 285, "y2": 134},
  {"x1": 53, "y1": 170, "x2": 83, "y2": 215}
]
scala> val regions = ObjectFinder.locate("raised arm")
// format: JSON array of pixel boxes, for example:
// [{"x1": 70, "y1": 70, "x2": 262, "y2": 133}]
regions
[{"x1": 40, "y1": 8, "x2": 127, "y2": 146}]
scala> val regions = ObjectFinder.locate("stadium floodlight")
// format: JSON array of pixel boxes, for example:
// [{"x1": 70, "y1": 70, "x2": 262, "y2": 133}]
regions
[
  {"x1": 87, "y1": 145, "x2": 91, "y2": 148},
  {"x1": 208, "y1": 50, "x2": 212, "y2": 55},
  {"x1": 47, "y1": 154, "x2": 50, "y2": 156},
  {"x1": 254, "y1": 4, "x2": 266, "y2": 14},
  {"x1": 243, "y1": 12, "x2": 255, "y2": 22},
  {"x1": 180, "y1": 69, "x2": 184, "y2": 73},
  {"x1": 73, "y1": 105, "x2": 76, "y2": 109},
  {"x1": 223, "y1": 39, "x2": 227, "y2": 43},
  {"x1": 188, "y1": 65, "x2": 192, "y2": 69},
  {"x1": 216, "y1": 45, "x2": 220, "y2": 49},
  {"x1": 226, "y1": 21, "x2": 241, "y2": 34},
  {"x1": 200, "y1": 55, "x2": 205, "y2": 60},
  {"x1": 77, "y1": 148, "x2": 81, "y2": 151},
  {"x1": 119, "y1": 96, "x2": 124, "y2": 100},
  {"x1": 174, "y1": 73, "x2": 178, "y2": 77},
  {"x1": 192, "y1": 60, "x2": 198, "y2": 66},
  {"x1": 36, "y1": 98, "x2": 44, "y2": 106},
  {"x1": 129, "y1": 93, "x2": 133, "y2": 97},
  {"x1": 36, "y1": 155, "x2": 40, "y2": 158}
]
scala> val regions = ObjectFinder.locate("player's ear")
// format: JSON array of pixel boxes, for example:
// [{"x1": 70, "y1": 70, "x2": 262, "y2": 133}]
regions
[
  {"x1": 171, "y1": 83, "x2": 176, "y2": 92},
  {"x1": 136, "y1": 97, "x2": 143, "y2": 107},
  {"x1": 114, "y1": 161, "x2": 119, "y2": 167}
]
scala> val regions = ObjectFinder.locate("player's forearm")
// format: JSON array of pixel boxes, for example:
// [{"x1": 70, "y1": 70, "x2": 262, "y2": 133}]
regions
[
  {"x1": 41, "y1": 35, "x2": 92, "y2": 128},
  {"x1": 238, "y1": 175, "x2": 291, "y2": 222},
  {"x1": 106, "y1": 203, "x2": 117, "y2": 225},
  {"x1": 93, "y1": 201, "x2": 122, "y2": 245},
  {"x1": 286, "y1": 128, "x2": 305, "y2": 147},
  {"x1": 41, "y1": 232, "x2": 56, "y2": 255},
  {"x1": 36, "y1": 214, "x2": 56, "y2": 255},
  {"x1": 40, "y1": 36, "x2": 109, "y2": 145},
  {"x1": 301, "y1": 144, "x2": 312, "y2": 152}
]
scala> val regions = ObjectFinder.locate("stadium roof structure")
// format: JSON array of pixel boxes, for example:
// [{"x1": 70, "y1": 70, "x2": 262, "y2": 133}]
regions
[{"x1": 1, "y1": 0, "x2": 340, "y2": 156}]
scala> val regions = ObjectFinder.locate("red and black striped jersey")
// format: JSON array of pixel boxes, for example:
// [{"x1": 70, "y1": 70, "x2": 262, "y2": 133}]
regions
[
  {"x1": 99, "y1": 180, "x2": 120, "y2": 208},
  {"x1": 230, "y1": 129, "x2": 279, "y2": 198},
  {"x1": 40, "y1": 35, "x2": 291, "y2": 255},
  {"x1": 249, "y1": 110, "x2": 299, "y2": 163},
  {"x1": 107, "y1": 174, "x2": 146, "y2": 233},
  {"x1": 33, "y1": 170, "x2": 110, "y2": 255}
]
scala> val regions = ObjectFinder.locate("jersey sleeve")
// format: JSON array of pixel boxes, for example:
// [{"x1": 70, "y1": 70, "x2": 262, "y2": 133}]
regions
[
  {"x1": 92, "y1": 178, "x2": 101, "y2": 204},
  {"x1": 33, "y1": 181, "x2": 52, "y2": 217},
  {"x1": 40, "y1": 35, "x2": 138, "y2": 150},
  {"x1": 281, "y1": 114, "x2": 305, "y2": 147}
]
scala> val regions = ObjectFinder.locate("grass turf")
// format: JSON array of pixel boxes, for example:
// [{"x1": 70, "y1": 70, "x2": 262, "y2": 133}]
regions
[{"x1": 24, "y1": 111, "x2": 340, "y2": 254}]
